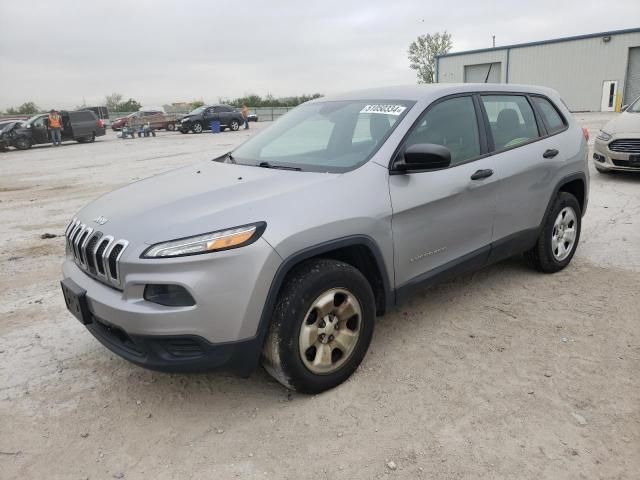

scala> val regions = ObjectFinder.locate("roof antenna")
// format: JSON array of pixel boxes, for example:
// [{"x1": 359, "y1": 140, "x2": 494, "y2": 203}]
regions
[
  {"x1": 484, "y1": 63, "x2": 493, "y2": 83},
  {"x1": 492, "y1": 35, "x2": 496, "y2": 48}
]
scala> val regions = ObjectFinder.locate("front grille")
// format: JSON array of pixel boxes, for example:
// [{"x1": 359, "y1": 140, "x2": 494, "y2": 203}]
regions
[
  {"x1": 612, "y1": 159, "x2": 640, "y2": 169},
  {"x1": 609, "y1": 139, "x2": 640, "y2": 154},
  {"x1": 65, "y1": 218, "x2": 129, "y2": 289}
]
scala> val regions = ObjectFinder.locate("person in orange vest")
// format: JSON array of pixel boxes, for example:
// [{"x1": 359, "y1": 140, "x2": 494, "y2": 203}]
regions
[{"x1": 48, "y1": 109, "x2": 63, "y2": 146}]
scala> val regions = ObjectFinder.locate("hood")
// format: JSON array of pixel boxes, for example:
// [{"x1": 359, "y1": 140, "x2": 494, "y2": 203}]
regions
[
  {"x1": 602, "y1": 112, "x2": 640, "y2": 136},
  {"x1": 76, "y1": 160, "x2": 336, "y2": 246}
]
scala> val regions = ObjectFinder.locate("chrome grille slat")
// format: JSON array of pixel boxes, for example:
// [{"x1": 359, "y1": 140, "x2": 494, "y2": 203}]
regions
[
  {"x1": 64, "y1": 220, "x2": 128, "y2": 289},
  {"x1": 609, "y1": 139, "x2": 640, "y2": 154}
]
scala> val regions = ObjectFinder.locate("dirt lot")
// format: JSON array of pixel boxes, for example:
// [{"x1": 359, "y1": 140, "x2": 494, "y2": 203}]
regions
[{"x1": 1, "y1": 116, "x2": 639, "y2": 480}]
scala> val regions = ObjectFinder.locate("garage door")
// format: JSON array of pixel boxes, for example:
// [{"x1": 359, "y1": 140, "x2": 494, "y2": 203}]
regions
[
  {"x1": 624, "y1": 47, "x2": 640, "y2": 106},
  {"x1": 464, "y1": 63, "x2": 502, "y2": 83}
]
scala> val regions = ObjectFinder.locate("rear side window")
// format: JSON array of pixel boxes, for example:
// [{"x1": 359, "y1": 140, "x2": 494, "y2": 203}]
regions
[
  {"x1": 531, "y1": 96, "x2": 566, "y2": 135},
  {"x1": 403, "y1": 96, "x2": 480, "y2": 166},
  {"x1": 481, "y1": 95, "x2": 539, "y2": 150}
]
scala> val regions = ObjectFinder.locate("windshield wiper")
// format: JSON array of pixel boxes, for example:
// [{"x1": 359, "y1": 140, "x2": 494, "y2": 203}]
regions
[{"x1": 257, "y1": 161, "x2": 302, "y2": 171}]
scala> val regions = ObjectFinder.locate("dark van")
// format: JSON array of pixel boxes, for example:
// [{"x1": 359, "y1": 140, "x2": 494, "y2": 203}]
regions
[{"x1": 19, "y1": 110, "x2": 106, "y2": 148}]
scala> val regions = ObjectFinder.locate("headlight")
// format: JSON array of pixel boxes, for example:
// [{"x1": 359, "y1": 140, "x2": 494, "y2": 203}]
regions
[
  {"x1": 597, "y1": 131, "x2": 612, "y2": 142},
  {"x1": 142, "y1": 222, "x2": 266, "y2": 258},
  {"x1": 181, "y1": 118, "x2": 189, "y2": 123}
]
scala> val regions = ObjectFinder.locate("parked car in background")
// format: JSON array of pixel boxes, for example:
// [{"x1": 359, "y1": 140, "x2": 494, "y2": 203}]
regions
[
  {"x1": 0, "y1": 120, "x2": 29, "y2": 150},
  {"x1": 111, "y1": 110, "x2": 177, "y2": 131},
  {"x1": 178, "y1": 105, "x2": 244, "y2": 133},
  {"x1": 60, "y1": 84, "x2": 589, "y2": 393},
  {"x1": 7, "y1": 110, "x2": 106, "y2": 149},
  {"x1": 234, "y1": 108, "x2": 258, "y2": 122},
  {"x1": 593, "y1": 95, "x2": 640, "y2": 173}
]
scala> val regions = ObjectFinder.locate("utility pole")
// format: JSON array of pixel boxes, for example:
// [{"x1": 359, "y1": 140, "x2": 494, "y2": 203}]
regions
[{"x1": 492, "y1": 35, "x2": 496, "y2": 48}]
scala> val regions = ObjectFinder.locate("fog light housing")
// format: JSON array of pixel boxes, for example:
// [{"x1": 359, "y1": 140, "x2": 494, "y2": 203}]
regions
[
  {"x1": 144, "y1": 284, "x2": 195, "y2": 307},
  {"x1": 593, "y1": 153, "x2": 605, "y2": 163}
]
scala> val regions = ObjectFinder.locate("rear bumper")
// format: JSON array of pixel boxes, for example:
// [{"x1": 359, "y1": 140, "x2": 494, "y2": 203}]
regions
[{"x1": 85, "y1": 314, "x2": 261, "y2": 375}]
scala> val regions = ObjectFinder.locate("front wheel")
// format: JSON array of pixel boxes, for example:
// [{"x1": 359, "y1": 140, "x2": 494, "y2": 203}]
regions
[
  {"x1": 262, "y1": 259, "x2": 375, "y2": 393},
  {"x1": 524, "y1": 192, "x2": 581, "y2": 273},
  {"x1": 191, "y1": 122, "x2": 203, "y2": 134},
  {"x1": 230, "y1": 120, "x2": 240, "y2": 131},
  {"x1": 14, "y1": 137, "x2": 31, "y2": 150}
]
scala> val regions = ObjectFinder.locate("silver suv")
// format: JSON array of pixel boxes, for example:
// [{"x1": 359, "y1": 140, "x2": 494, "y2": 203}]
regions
[{"x1": 61, "y1": 84, "x2": 589, "y2": 393}]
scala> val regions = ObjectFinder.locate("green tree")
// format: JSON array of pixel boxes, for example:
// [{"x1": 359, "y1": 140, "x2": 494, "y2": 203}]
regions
[
  {"x1": 190, "y1": 99, "x2": 205, "y2": 109},
  {"x1": 117, "y1": 98, "x2": 142, "y2": 112},
  {"x1": 104, "y1": 93, "x2": 123, "y2": 111},
  {"x1": 408, "y1": 31, "x2": 453, "y2": 84},
  {"x1": 8, "y1": 102, "x2": 41, "y2": 115}
]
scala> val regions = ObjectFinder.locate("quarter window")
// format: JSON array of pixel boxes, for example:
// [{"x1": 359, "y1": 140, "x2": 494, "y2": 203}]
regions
[
  {"x1": 481, "y1": 95, "x2": 539, "y2": 150},
  {"x1": 531, "y1": 96, "x2": 566, "y2": 135},
  {"x1": 403, "y1": 96, "x2": 480, "y2": 166}
]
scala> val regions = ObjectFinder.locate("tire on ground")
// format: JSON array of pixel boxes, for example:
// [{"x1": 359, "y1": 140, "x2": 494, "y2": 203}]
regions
[
  {"x1": 524, "y1": 191, "x2": 581, "y2": 273},
  {"x1": 261, "y1": 258, "x2": 375, "y2": 393}
]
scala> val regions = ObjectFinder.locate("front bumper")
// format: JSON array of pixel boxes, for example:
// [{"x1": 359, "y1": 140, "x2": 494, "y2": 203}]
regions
[
  {"x1": 62, "y1": 237, "x2": 282, "y2": 373},
  {"x1": 593, "y1": 137, "x2": 640, "y2": 171}
]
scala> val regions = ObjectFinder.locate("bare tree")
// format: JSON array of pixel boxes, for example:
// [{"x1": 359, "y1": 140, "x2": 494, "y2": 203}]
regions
[
  {"x1": 104, "y1": 93, "x2": 123, "y2": 111},
  {"x1": 408, "y1": 31, "x2": 453, "y2": 84}
]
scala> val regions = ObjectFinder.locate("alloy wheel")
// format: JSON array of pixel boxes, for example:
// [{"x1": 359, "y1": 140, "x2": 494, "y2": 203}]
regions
[
  {"x1": 552, "y1": 206, "x2": 577, "y2": 261},
  {"x1": 298, "y1": 288, "x2": 362, "y2": 374}
]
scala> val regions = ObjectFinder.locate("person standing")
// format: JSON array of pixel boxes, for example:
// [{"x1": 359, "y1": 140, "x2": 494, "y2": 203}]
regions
[
  {"x1": 241, "y1": 103, "x2": 249, "y2": 130},
  {"x1": 48, "y1": 109, "x2": 63, "y2": 146}
]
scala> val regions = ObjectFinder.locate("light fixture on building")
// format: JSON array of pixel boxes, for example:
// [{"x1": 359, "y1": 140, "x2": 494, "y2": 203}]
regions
[{"x1": 603, "y1": 36, "x2": 611, "y2": 43}]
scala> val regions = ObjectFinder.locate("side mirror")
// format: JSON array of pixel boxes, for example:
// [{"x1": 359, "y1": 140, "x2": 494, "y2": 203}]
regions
[
  {"x1": 395, "y1": 143, "x2": 451, "y2": 172},
  {"x1": 621, "y1": 104, "x2": 629, "y2": 112}
]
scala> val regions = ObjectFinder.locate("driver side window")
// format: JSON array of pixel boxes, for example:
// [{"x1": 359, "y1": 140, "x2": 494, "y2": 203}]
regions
[
  {"x1": 403, "y1": 96, "x2": 481, "y2": 166},
  {"x1": 33, "y1": 117, "x2": 46, "y2": 128}
]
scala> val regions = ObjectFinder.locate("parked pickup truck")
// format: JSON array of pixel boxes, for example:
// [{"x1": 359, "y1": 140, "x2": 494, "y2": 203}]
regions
[{"x1": 178, "y1": 105, "x2": 244, "y2": 133}]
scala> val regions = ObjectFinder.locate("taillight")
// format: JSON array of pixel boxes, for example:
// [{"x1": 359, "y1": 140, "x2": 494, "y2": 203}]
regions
[
  {"x1": 582, "y1": 127, "x2": 589, "y2": 142},
  {"x1": 97, "y1": 119, "x2": 104, "y2": 128}
]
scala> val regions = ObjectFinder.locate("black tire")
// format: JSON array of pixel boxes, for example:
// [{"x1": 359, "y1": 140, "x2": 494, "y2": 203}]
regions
[
  {"x1": 230, "y1": 119, "x2": 240, "y2": 131},
  {"x1": 191, "y1": 121, "x2": 203, "y2": 134},
  {"x1": 261, "y1": 259, "x2": 375, "y2": 393},
  {"x1": 167, "y1": 123, "x2": 175, "y2": 131},
  {"x1": 15, "y1": 137, "x2": 31, "y2": 150},
  {"x1": 89, "y1": 132, "x2": 96, "y2": 143},
  {"x1": 524, "y1": 192, "x2": 581, "y2": 273}
]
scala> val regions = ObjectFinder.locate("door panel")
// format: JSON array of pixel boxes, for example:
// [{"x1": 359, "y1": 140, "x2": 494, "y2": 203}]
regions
[
  {"x1": 389, "y1": 159, "x2": 498, "y2": 287},
  {"x1": 389, "y1": 95, "x2": 497, "y2": 288}
]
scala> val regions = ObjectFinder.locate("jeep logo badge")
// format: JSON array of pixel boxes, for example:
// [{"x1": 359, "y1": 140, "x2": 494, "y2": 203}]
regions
[{"x1": 93, "y1": 216, "x2": 109, "y2": 225}]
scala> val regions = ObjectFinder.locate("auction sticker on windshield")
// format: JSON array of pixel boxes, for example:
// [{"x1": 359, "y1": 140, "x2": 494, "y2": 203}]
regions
[{"x1": 360, "y1": 104, "x2": 407, "y2": 115}]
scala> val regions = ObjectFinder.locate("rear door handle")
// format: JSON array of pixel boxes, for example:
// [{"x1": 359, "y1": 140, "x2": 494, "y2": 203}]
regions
[
  {"x1": 543, "y1": 149, "x2": 559, "y2": 158},
  {"x1": 470, "y1": 169, "x2": 494, "y2": 180}
]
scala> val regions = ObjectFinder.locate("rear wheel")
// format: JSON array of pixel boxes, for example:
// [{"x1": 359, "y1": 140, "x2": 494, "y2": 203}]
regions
[
  {"x1": 167, "y1": 123, "x2": 175, "y2": 131},
  {"x1": 525, "y1": 192, "x2": 581, "y2": 273},
  {"x1": 262, "y1": 259, "x2": 375, "y2": 393},
  {"x1": 230, "y1": 120, "x2": 240, "y2": 131},
  {"x1": 191, "y1": 122, "x2": 203, "y2": 134},
  {"x1": 89, "y1": 132, "x2": 96, "y2": 143}
]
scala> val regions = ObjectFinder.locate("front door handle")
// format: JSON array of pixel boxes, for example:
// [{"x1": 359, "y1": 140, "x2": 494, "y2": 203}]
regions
[
  {"x1": 470, "y1": 169, "x2": 494, "y2": 180},
  {"x1": 543, "y1": 149, "x2": 559, "y2": 158}
]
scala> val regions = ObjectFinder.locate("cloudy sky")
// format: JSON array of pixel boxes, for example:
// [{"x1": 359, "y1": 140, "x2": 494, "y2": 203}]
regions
[{"x1": 1, "y1": 0, "x2": 639, "y2": 110}]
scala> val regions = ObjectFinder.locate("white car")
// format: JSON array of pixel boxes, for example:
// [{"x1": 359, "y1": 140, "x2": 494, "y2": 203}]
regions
[{"x1": 593, "y1": 96, "x2": 640, "y2": 172}]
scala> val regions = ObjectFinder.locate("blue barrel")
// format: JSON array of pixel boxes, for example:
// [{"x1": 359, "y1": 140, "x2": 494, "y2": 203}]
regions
[{"x1": 210, "y1": 120, "x2": 221, "y2": 133}]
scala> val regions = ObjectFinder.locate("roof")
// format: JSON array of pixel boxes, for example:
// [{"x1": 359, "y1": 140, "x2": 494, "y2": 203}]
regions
[
  {"x1": 437, "y1": 27, "x2": 640, "y2": 59},
  {"x1": 316, "y1": 83, "x2": 560, "y2": 102}
]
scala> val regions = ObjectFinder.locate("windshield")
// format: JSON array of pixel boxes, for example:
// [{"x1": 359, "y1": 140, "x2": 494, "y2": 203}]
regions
[
  {"x1": 228, "y1": 100, "x2": 413, "y2": 172},
  {"x1": 628, "y1": 96, "x2": 640, "y2": 113},
  {"x1": 189, "y1": 106, "x2": 207, "y2": 115}
]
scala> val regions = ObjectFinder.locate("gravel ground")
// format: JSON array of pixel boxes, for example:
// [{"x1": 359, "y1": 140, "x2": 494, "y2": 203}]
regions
[{"x1": 1, "y1": 115, "x2": 639, "y2": 480}]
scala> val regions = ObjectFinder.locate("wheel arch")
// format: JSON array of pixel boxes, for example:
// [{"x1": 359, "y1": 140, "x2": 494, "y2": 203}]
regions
[
  {"x1": 257, "y1": 236, "x2": 393, "y2": 340},
  {"x1": 541, "y1": 172, "x2": 587, "y2": 227}
]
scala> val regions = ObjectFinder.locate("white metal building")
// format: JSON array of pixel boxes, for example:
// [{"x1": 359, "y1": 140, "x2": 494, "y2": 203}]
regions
[{"x1": 436, "y1": 28, "x2": 640, "y2": 112}]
